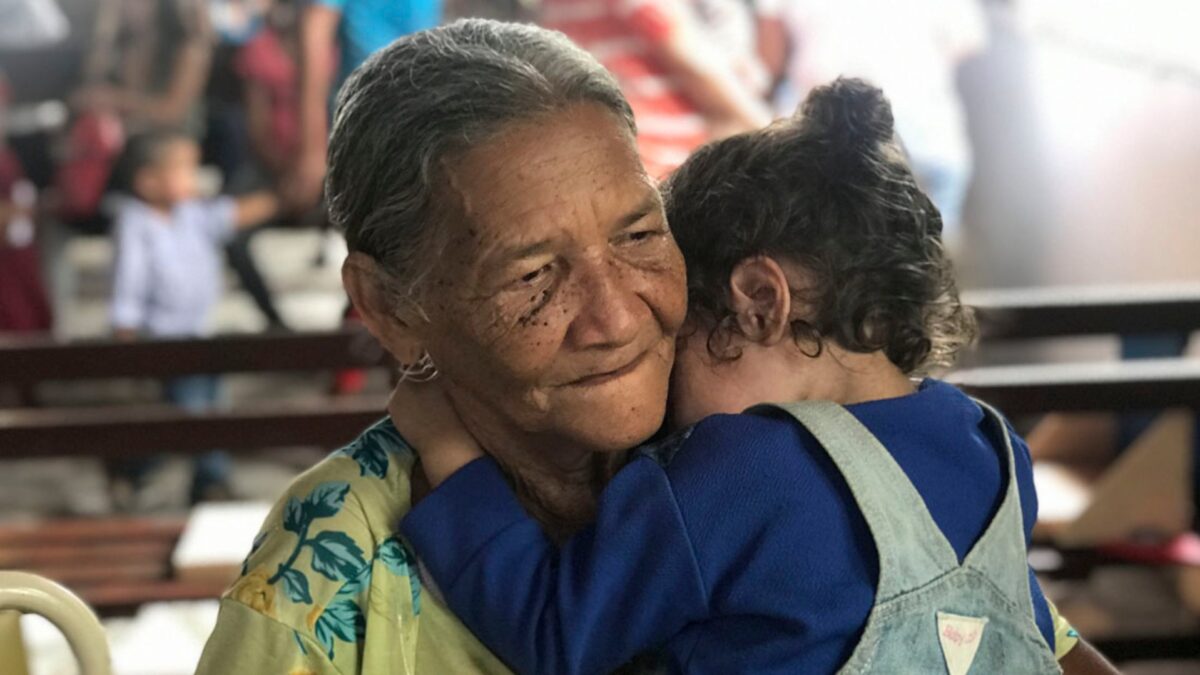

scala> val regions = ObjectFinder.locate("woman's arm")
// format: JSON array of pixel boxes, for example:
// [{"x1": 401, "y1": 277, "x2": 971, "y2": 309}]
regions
[
  {"x1": 1060, "y1": 640, "x2": 1120, "y2": 674},
  {"x1": 196, "y1": 600, "x2": 341, "y2": 675},
  {"x1": 97, "y1": 0, "x2": 213, "y2": 126},
  {"x1": 81, "y1": 0, "x2": 122, "y2": 85}
]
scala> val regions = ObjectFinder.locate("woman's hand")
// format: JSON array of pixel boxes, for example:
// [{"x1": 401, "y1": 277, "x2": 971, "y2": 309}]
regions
[{"x1": 388, "y1": 380, "x2": 484, "y2": 488}]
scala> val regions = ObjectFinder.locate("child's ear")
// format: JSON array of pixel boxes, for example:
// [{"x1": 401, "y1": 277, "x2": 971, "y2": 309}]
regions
[
  {"x1": 342, "y1": 252, "x2": 427, "y2": 364},
  {"x1": 729, "y1": 256, "x2": 792, "y2": 346}
]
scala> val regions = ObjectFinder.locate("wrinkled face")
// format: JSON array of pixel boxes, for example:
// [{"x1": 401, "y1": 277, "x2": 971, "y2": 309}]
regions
[{"x1": 416, "y1": 103, "x2": 687, "y2": 456}]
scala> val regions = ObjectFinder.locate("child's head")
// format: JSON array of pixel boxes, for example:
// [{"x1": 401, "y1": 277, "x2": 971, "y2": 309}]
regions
[
  {"x1": 663, "y1": 78, "x2": 975, "y2": 425},
  {"x1": 116, "y1": 130, "x2": 201, "y2": 208}
]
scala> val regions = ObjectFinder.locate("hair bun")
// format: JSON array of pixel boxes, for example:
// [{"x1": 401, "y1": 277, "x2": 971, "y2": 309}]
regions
[{"x1": 797, "y1": 77, "x2": 895, "y2": 163}]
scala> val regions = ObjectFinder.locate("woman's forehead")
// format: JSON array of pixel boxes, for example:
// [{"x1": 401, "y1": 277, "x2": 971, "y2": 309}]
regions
[{"x1": 440, "y1": 105, "x2": 657, "y2": 251}]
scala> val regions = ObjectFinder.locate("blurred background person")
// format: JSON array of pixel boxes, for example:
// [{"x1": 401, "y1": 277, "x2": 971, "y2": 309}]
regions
[
  {"x1": 0, "y1": 69, "x2": 53, "y2": 411},
  {"x1": 0, "y1": 69, "x2": 52, "y2": 340},
  {"x1": 72, "y1": 0, "x2": 212, "y2": 137},
  {"x1": 235, "y1": 0, "x2": 305, "y2": 186},
  {"x1": 446, "y1": 0, "x2": 535, "y2": 21},
  {"x1": 540, "y1": 0, "x2": 771, "y2": 178},
  {"x1": 0, "y1": 0, "x2": 68, "y2": 49},
  {"x1": 204, "y1": 0, "x2": 269, "y2": 189},
  {"x1": 106, "y1": 129, "x2": 280, "y2": 507},
  {"x1": 286, "y1": 0, "x2": 443, "y2": 212},
  {"x1": 281, "y1": 0, "x2": 442, "y2": 393},
  {"x1": 756, "y1": 0, "x2": 985, "y2": 251},
  {"x1": 67, "y1": 0, "x2": 291, "y2": 329},
  {"x1": 52, "y1": 0, "x2": 212, "y2": 232},
  {"x1": 696, "y1": 0, "x2": 771, "y2": 101}
]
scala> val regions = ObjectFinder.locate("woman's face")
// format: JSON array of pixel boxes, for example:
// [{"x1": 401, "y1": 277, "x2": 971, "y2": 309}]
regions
[{"x1": 414, "y1": 103, "x2": 687, "y2": 458}]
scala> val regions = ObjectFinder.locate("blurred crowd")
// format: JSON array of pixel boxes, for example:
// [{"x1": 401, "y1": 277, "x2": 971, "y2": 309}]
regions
[
  {"x1": 0, "y1": 0, "x2": 987, "y2": 504},
  {"x1": 0, "y1": 0, "x2": 989, "y2": 342}
]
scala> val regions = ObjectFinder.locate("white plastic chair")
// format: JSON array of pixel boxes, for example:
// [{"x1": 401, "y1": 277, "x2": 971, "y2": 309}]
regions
[{"x1": 0, "y1": 571, "x2": 112, "y2": 675}]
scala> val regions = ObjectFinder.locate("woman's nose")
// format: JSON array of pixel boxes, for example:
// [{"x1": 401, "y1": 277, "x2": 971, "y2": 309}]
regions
[{"x1": 566, "y1": 258, "x2": 641, "y2": 350}]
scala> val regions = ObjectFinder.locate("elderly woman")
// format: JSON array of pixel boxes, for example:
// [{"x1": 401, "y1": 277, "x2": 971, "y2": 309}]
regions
[{"x1": 196, "y1": 19, "x2": 685, "y2": 674}]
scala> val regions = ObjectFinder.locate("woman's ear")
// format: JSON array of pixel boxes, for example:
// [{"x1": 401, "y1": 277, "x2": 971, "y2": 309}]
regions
[
  {"x1": 342, "y1": 252, "x2": 426, "y2": 363},
  {"x1": 729, "y1": 256, "x2": 793, "y2": 346}
]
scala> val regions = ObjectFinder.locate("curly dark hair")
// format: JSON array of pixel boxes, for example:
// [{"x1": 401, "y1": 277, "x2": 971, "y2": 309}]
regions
[{"x1": 662, "y1": 78, "x2": 975, "y2": 374}]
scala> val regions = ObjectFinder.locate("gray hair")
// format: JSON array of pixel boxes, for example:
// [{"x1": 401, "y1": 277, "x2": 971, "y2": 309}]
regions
[{"x1": 326, "y1": 19, "x2": 637, "y2": 303}]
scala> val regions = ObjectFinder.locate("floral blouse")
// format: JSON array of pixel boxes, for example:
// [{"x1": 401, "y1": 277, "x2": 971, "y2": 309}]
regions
[
  {"x1": 195, "y1": 417, "x2": 1079, "y2": 674},
  {"x1": 195, "y1": 419, "x2": 512, "y2": 675}
]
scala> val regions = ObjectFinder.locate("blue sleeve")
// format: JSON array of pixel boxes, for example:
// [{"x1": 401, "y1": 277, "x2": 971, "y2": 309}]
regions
[
  {"x1": 400, "y1": 456, "x2": 709, "y2": 675},
  {"x1": 1005, "y1": 420, "x2": 1058, "y2": 652},
  {"x1": 311, "y1": 0, "x2": 346, "y2": 10},
  {"x1": 110, "y1": 214, "x2": 149, "y2": 331}
]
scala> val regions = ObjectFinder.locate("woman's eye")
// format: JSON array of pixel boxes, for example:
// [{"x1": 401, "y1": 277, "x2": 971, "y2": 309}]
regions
[
  {"x1": 624, "y1": 229, "x2": 662, "y2": 244},
  {"x1": 519, "y1": 264, "x2": 552, "y2": 284}
]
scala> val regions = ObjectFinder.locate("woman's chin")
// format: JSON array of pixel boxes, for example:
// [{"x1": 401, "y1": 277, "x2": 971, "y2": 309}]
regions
[{"x1": 554, "y1": 366, "x2": 671, "y2": 452}]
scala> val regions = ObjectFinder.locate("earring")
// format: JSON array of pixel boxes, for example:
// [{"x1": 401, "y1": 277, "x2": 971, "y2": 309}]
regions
[{"x1": 398, "y1": 351, "x2": 439, "y2": 383}]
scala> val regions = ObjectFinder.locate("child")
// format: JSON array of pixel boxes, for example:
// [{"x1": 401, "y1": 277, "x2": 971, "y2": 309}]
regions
[
  {"x1": 395, "y1": 80, "x2": 1091, "y2": 674},
  {"x1": 108, "y1": 129, "x2": 279, "y2": 503}
]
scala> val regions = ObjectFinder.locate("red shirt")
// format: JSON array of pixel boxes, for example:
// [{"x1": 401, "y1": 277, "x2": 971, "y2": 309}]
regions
[
  {"x1": 542, "y1": 0, "x2": 709, "y2": 179},
  {"x1": 0, "y1": 150, "x2": 52, "y2": 333},
  {"x1": 236, "y1": 29, "x2": 302, "y2": 163}
]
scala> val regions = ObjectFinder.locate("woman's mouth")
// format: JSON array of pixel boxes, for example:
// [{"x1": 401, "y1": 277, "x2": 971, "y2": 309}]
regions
[{"x1": 566, "y1": 350, "x2": 650, "y2": 388}]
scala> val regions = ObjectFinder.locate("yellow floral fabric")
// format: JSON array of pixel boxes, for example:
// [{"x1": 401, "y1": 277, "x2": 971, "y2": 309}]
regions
[
  {"x1": 195, "y1": 417, "x2": 1082, "y2": 673},
  {"x1": 195, "y1": 419, "x2": 512, "y2": 675},
  {"x1": 1048, "y1": 598, "x2": 1080, "y2": 660}
]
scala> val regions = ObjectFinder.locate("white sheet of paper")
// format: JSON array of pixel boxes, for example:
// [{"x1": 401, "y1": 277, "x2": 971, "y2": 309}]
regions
[{"x1": 172, "y1": 501, "x2": 272, "y2": 570}]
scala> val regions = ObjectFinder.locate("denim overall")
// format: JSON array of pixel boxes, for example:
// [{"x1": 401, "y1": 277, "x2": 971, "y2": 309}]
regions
[{"x1": 758, "y1": 400, "x2": 1061, "y2": 675}]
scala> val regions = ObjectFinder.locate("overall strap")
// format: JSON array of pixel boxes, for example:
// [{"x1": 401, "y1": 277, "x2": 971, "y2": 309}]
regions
[
  {"x1": 961, "y1": 400, "x2": 1038, "y2": 619},
  {"x1": 751, "y1": 401, "x2": 959, "y2": 602}
]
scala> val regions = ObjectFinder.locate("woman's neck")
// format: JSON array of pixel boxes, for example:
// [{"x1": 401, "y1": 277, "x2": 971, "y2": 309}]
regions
[
  {"x1": 489, "y1": 445, "x2": 624, "y2": 542},
  {"x1": 450, "y1": 392, "x2": 628, "y2": 542}
]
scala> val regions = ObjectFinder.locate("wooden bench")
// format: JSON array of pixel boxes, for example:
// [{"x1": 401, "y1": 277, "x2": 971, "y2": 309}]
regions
[
  {"x1": 0, "y1": 328, "x2": 393, "y2": 459},
  {"x1": 0, "y1": 327, "x2": 390, "y2": 383},
  {"x1": 0, "y1": 329, "x2": 393, "y2": 613},
  {"x1": 0, "y1": 396, "x2": 388, "y2": 459},
  {"x1": 949, "y1": 359, "x2": 1200, "y2": 413},
  {"x1": 0, "y1": 517, "x2": 226, "y2": 616},
  {"x1": 966, "y1": 282, "x2": 1200, "y2": 342},
  {"x1": 960, "y1": 285, "x2": 1200, "y2": 662}
]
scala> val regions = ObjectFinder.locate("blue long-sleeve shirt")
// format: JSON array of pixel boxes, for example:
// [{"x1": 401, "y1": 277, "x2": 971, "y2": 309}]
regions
[{"x1": 400, "y1": 380, "x2": 1055, "y2": 674}]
